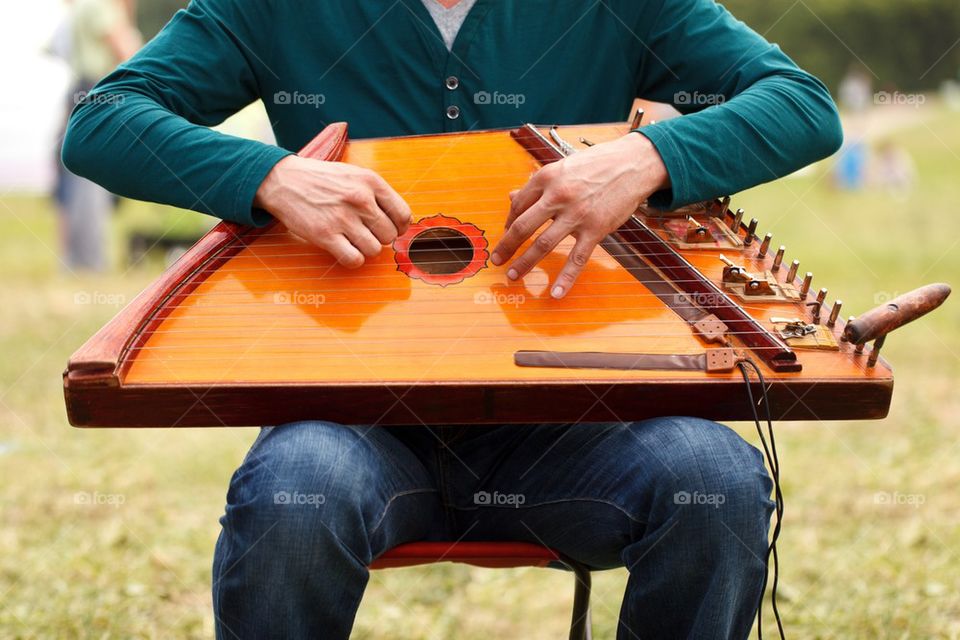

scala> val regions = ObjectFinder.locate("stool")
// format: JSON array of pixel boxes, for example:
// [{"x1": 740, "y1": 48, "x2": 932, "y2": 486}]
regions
[{"x1": 370, "y1": 541, "x2": 592, "y2": 640}]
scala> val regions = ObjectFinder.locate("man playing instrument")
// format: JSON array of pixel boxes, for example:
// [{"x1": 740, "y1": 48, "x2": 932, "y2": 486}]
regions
[{"x1": 63, "y1": 1, "x2": 843, "y2": 638}]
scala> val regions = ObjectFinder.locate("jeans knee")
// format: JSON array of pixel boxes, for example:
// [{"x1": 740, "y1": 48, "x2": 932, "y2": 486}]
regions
[
  {"x1": 224, "y1": 422, "x2": 398, "y2": 561},
  {"x1": 634, "y1": 417, "x2": 774, "y2": 533}
]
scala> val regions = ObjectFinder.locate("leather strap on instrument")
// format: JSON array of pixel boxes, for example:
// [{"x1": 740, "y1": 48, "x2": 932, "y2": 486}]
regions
[{"x1": 514, "y1": 348, "x2": 740, "y2": 373}]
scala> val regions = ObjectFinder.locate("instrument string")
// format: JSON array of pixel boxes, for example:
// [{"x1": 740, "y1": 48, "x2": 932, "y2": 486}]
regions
[
  {"x1": 125, "y1": 328, "x2": 805, "y2": 346},
  {"x1": 132, "y1": 305, "x2": 798, "y2": 318},
  {"x1": 121, "y1": 347, "x2": 804, "y2": 360}
]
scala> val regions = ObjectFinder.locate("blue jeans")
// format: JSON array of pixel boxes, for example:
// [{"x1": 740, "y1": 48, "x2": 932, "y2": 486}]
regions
[{"x1": 213, "y1": 419, "x2": 773, "y2": 639}]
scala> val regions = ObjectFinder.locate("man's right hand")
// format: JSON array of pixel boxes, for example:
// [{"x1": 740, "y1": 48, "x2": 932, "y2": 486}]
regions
[{"x1": 254, "y1": 155, "x2": 413, "y2": 268}]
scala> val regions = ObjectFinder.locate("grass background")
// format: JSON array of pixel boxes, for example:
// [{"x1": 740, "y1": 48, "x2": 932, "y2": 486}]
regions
[{"x1": 1, "y1": 102, "x2": 958, "y2": 638}]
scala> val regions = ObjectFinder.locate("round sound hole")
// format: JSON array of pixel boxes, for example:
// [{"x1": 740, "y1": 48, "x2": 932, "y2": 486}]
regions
[{"x1": 407, "y1": 227, "x2": 475, "y2": 275}]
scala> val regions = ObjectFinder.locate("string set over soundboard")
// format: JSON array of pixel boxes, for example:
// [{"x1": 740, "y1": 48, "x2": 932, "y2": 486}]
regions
[{"x1": 63, "y1": 110, "x2": 950, "y2": 428}]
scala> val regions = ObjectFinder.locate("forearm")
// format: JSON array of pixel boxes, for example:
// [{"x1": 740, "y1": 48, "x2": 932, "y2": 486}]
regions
[
  {"x1": 62, "y1": 92, "x2": 292, "y2": 226},
  {"x1": 635, "y1": 0, "x2": 844, "y2": 209},
  {"x1": 639, "y1": 72, "x2": 843, "y2": 208}
]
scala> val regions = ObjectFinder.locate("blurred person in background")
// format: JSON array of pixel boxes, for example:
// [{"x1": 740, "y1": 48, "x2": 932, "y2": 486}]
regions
[
  {"x1": 60, "y1": 0, "x2": 141, "y2": 271},
  {"x1": 834, "y1": 63, "x2": 873, "y2": 191},
  {"x1": 874, "y1": 139, "x2": 916, "y2": 199}
]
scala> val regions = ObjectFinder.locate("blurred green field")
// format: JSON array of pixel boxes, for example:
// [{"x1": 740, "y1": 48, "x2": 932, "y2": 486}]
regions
[{"x1": 1, "y1": 103, "x2": 958, "y2": 639}]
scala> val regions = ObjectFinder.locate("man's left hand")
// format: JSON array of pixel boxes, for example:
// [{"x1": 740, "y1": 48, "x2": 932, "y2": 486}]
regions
[{"x1": 490, "y1": 132, "x2": 669, "y2": 299}]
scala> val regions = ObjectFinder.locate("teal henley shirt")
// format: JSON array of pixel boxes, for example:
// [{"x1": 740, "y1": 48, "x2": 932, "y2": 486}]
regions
[{"x1": 62, "y1": 0, "x2": 843, "y2": 227}]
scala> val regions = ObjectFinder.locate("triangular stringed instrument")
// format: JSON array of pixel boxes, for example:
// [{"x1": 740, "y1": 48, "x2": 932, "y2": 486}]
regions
[{"x1": 63, "y1": 112, "x2": 949, "y2": 427}]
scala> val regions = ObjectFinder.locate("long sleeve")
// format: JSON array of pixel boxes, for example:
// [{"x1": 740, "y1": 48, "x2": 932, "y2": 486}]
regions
[
  {"x1": 633, "y1": 0, "x2": 844, "y2": 209},
  {"x1": 61, "y1": 0, "x2": 291, "y2": 226}
]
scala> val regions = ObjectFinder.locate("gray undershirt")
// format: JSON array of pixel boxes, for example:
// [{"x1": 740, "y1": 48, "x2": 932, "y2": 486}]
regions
[{"x1": 421, "y1": 0, "x2": 478, "y2": 50}]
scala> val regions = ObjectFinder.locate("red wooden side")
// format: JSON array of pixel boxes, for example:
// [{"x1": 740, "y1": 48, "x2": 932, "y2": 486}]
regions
[
  {"x1": 63, "y1": 122, "x2": 350, "y2": 389},
  {"x1": 370, "y1": 541, "x2": 559, "y2": 569}
]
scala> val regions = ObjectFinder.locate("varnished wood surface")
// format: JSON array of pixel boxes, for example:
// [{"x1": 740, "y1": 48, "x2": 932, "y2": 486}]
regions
[
  {"x1": 64, "y1": 117, "x2": 896, "y2": 426},
  {"x1": 122, "y1": 124, "x2": 889, "y2": 386}
]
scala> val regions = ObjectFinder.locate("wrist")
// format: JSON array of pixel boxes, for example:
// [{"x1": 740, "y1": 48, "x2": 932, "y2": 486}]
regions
[
  {"x1": 254, "y1": 155, "x2": 296, "y2": 211},
  {"x1": 624, "y1": 131, "x2": 670, "y2": 194}
]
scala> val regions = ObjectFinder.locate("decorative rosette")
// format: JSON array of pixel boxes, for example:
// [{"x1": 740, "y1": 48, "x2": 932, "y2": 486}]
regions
[{"x1": 393, "y1": 214, "x2": 488, "y2": 286}]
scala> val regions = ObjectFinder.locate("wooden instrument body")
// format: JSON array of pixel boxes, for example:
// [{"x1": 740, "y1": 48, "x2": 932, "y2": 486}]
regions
[{"x1": 63, "y1": 120, "x2": 895, "y2": 427}]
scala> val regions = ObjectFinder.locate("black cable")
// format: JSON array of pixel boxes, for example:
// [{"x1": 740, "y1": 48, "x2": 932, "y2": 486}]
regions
[{"x1": 738, "y1": 357, "x2": 785, "y2": 640}]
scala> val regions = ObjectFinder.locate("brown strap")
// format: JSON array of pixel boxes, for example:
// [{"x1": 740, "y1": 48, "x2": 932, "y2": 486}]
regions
[{"x1": 514, "y1": 348, "x2": 738, "y2": 373}]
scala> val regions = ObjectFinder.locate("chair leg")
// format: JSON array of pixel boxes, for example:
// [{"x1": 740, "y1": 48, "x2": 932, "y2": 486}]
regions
[{"x1": 566, "y1": 559, "x2": 592, "y2": 640}]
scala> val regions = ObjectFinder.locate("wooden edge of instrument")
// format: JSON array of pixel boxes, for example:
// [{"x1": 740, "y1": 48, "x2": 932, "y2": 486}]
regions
[
  {"x1": 64, "y1": 377, "x2": 894, "y2": 428},
  {"x1": 63, "y1": 123, "x2": 350, "y2": 398}
]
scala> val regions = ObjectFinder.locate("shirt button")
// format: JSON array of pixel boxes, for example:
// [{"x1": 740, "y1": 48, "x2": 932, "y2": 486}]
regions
[
  {"x1": 445, "y1": 105, "x2": 461, "y2": 120},
  {"x1": 445, "y1": 75, "x2": 460, "y2": 90}
]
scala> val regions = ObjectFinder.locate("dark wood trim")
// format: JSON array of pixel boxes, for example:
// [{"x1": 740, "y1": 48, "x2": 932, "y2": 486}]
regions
[
  {"x1": 510, "y1": 124, "x2": 800, "y2": 373},
  {"x1": 63, "y1": 377, "x2": 893, "y2": 427}
]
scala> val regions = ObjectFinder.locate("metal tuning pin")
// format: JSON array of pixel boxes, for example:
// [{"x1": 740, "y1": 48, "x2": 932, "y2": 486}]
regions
[
  {"x1": 786, "y1": 259, "x2": 800, "y2": 283},
  {"x1": 549, "y1": 126, "x2": 576, "y2": 156},
  {"x1": 731, "y1": 208, "x2": 745, "y2": 232},
  {"x1": 758, "y1": 233, "x2": 773, "y2": 257},
  {"x1": 800, "y1": 272, "x2": 813, "y2": 298},
  {"x1": 718, "y1": 195, "x2": 731, "y2": 219},
  {"x1": 827, "y1": 300, "x2": 842, "y2": 327},
  {"x1": 744, "y1": 218, "x2": 759, "y2": 245},
  {"x1": 578, "y1": 137, "x2": 595, "y2": 147},
  {"x1": 867, "y1": 335, "x2": 886, "y2": 367},
  {"x1": 813, "y1": 288, "x2": 828, "y2": 324},
  {"x1": 771, "y1": 246, "x2": 786, "y2": 271},
  {"x1": 631, "y1": 108, "x2": 645, "y2": 129},
  {"x1": 850, "y1": 317, "x2": 865, "y2": 353}
]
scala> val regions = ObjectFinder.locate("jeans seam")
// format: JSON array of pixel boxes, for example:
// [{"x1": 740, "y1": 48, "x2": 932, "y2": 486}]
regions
[
  {"x1": 449, "y1": 497, "x2": 649, "y2": 525},
  {"x1": 671, "y1": 417, "x2": 715, "y2": 529},
  {"x1": 368, "y1": 488, "x2": 439, "y2": 539}
]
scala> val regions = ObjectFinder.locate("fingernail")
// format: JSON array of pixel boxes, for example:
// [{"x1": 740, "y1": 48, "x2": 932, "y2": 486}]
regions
[
  {"x1": 551, "y1": 285, "x2": 565, "y2": 299},
  {"x1": 507, "y1": 268, "x2": 519, "y2": 280},
  {"x1": 491, "y1": 252, "x2": 502, "y2": 265}
]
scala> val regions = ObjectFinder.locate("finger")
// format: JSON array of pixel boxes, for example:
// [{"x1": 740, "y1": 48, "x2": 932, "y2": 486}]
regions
[
  {"x1": 550, "y1": 235, "x2": 597, "y2": 299},
  {"x1": 370, "y1": 174, "x2": 413, "y2": 234},
  {"x1": 491, "y1": 202, "x2": 553, "y2": 266},
  {"x1": 361, "y1": 207, "x2": 401, "y2": 245},
  {"x1": 505, "y1": 181, "x2": 543, "y2": 230},
  {"x1": 344, "y1": 222, "x2": 383, "y2": 258},
  {"x1": 320, "y1": 233, "x2": 365, "y2": 269},
  {"x1": 504, "y1": 219, "x2": 573, "y2": 281}
]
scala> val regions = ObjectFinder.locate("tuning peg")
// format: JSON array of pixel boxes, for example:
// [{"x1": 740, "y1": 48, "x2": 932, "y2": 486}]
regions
[
  {"x1": 800, "y1": 272, "x2": 813, "y2": 298},
  {"x1": 731, "y1": 208, "x2": 744, "y2": 231},
  {"x1": 786, "y1": 259, "x2": 800, "y2": 283},
  {"x1": 867, "y1": 335, "x2": 887, "y2": 367},
  {"x1": 828, "y1": 300, "x2": 842, "y2": 327},
  {"x1": 758, "y1": 233, "x2": 773, "y2": 257},
  {"x1": 772, "y1": 246, "x2": 786, "y2": 271},
  {"x1": 631, "y1": 108, "x2": 645, "y2": 129},
  {"x1": 744, "y1": 218, "x2": 759, "y2": 245},
  {"x1": 717, "y1": 196, "x2": 731, "y2": 219},
  {"x1": 850, "y1": 316, "x2": 865, "y2": 353},
  {"x1": 813, "y1": 288, "x2": 828, "y2": 323}
]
